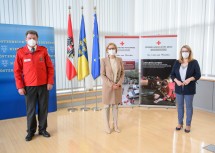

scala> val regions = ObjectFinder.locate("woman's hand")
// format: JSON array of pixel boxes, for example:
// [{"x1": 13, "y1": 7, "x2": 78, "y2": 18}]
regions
[
  {"x1": 174, "y1": 79, "x2": 184, "y2": 86},
  {"x1": 183, "y1": 78, "x2": 192, "y2": 86},
  {"x1": 112, "y1": 84, "x2": 120, "y2": 89},
  {"x1": 116, "y1": 83, "x2": 121, "y2": 87}
]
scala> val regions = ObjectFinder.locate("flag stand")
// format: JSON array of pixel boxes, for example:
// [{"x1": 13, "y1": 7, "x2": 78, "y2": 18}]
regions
[
  {"x1": 80, "y1": 79, "x2": 90, "y2": 111},
  {"x1": 67, "y1": 5, "x2": 77, "y2": 112},
  {"x1": 92, "y1": 79, "x2": 102, "y2": 111},
  {"x1": 68, "y1": 80, "x2": 78, "y2": 112}
]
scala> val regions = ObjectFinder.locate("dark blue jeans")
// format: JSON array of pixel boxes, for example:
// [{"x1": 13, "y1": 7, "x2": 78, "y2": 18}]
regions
[{"x1": 176, "y1": 94, "x2": 194, "y2": 126}]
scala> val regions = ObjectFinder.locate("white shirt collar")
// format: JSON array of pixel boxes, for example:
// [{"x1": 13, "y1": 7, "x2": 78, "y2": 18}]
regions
[{"x1": 27, "y1": 45, "x2": 37, "y2": 52}]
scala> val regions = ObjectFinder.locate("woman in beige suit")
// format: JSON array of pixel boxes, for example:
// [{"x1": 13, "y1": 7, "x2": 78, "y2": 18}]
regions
[{"x1": 101, "y1": 43, "x2": 125, "y2": 134}]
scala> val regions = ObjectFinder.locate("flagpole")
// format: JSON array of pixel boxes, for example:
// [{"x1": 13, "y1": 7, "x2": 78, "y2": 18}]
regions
[
  {"x1": 79, "y1": 6, "x2": 90, "y2": 111},
  {"x1": 66, "y1": 5, "x2": 78, "y2": 112},
  {"x1": 80, "y1": 78, "x2": 90, "y2": 111},
  {"x1": 67, "y1": 80, "x2": 78, "y2": 112},
  {"x1": 92, "y1": 78, "x2": 101, "y2": 111},
  {"x1": 91, "y1": 6, "x2": 101, "y2": 111}
]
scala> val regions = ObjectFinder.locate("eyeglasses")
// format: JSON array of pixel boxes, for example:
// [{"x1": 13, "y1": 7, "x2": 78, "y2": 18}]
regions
[
  {"x1": 181, "y1": 51, "x2": 189, "y2": 53},
  {"x1": 108, "y1": 48, "x2": 115, "y2": 50}
]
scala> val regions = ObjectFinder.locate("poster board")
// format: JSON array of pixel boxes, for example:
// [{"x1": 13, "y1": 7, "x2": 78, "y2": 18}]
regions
[
  {"x1": 105, "y1": 36, "x2": 140, "y2": 106},
  {"x1": 140, "y1": 35, "x2": 177, "y2": 107},
  {"x1": 0, "y1": 24, "x2": 57, "y2": 120}
]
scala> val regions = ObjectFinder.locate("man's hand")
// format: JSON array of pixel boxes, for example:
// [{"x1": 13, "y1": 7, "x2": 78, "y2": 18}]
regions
[
  {"x1": 18, "y1": 88, "x2": 26, "y2": 95},
  {"x1": 47, "y1": 84, "x2": 53, "y2": 90}
]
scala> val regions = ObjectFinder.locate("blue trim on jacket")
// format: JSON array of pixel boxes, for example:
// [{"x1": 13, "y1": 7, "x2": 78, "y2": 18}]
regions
[{"x1": 170, "y1": 59, "x2": 201, "y2": 95}]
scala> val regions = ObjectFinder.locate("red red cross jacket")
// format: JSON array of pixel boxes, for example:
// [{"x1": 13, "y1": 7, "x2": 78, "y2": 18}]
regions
[{"x1": 14, "y1": 45, "x2": 54, "y2": 89}]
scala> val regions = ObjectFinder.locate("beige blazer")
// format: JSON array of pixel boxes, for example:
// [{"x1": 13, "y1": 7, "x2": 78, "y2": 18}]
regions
[{"x1": 101, "y1": 57, "x2": 125, "y2": 105}]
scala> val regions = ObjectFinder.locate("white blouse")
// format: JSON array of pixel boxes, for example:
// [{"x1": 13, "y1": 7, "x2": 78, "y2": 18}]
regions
[
  {"x1": 179, "y1": 65, "x2": 188, "y2": 81},
  {"x1": 110, "y1": 58, "x2": 118, "y2": 83}
]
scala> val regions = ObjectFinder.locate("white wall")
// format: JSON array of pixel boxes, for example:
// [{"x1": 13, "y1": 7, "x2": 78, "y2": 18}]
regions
[{"x1": 0, "y1": 0, "x2": 214, "y2": 90}]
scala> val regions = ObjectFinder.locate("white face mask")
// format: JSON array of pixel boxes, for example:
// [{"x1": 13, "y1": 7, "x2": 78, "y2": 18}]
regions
[
  {"x1": 182, "y1": 52, "x2": 189, "y2": 59},
  {"x1": 27, "y1": 39, "x2": 37, "y2": 47},
  {"x1": 108, "y1": 49, "x2": 116, "y2": 55}
]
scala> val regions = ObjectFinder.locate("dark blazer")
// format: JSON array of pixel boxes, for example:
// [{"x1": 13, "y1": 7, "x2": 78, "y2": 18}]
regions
[{"x1": 170, "y1": 59, "x2": 201, "y2": 95}]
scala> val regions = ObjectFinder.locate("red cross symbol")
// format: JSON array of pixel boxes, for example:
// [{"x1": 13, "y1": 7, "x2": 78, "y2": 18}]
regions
[
  {"x1": 156, "y1": 41, "x2": 161, "y2": 45},
  {"x1": 120, "y1": 41, "x2": 124, "y2": 46}
]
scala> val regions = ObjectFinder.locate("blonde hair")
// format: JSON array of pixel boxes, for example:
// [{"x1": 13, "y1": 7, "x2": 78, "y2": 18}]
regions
[
  {"x1": 178, "y1": 45, "x2": 194, "y2": 63},
  {"x1": 106, "y1": 42, "x2": 118, "y2": 53}
]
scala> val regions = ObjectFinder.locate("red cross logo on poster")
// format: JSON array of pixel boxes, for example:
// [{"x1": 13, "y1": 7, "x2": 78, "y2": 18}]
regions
[
  {"x1": 156, "y1": 41, "x2": 161, "y2": 45},
  {"x1": 120, "y1": 41, "x2": 125, "y2": 46}
]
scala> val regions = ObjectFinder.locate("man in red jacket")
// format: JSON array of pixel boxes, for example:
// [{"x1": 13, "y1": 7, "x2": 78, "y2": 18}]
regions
[{"x1": 14, "y1": 30, "x2": 54, "y2": 141}]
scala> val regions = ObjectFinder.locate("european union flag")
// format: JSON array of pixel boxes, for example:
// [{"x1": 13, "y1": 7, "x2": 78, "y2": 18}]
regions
[
  {"x1": 78, "y1": 15, "x2": 89, "y2": 81},
  {"x1": 91, "y1": 13, "x2": 100, "y2": 80}
]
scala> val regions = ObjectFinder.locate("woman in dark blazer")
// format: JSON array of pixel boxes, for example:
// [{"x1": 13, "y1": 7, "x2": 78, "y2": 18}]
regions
[{"x1": 170, "y1": 45, "x2": 201, "y2": 133}]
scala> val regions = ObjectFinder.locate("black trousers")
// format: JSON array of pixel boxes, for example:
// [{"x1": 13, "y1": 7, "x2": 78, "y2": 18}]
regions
[{"x1": 25, "y1": 84, "x2": 49, "y2": 134}]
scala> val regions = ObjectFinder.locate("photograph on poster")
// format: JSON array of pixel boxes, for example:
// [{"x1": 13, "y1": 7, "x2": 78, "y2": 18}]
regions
[
  {"x1": 121, "y1": 60, "x2": 139, "y2": 106},
  {"x1": 140, "y1": 59, "x2": 176, "y2": 106}
]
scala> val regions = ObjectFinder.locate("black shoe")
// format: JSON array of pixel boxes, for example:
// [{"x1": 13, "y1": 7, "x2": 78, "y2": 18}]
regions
[
  {"x1": 39, "y1": 131, "x2": 51, "y2": 137},
  {"x1": 184, "y1": 129, "x2": 190, "y2": 133},
  {"x1": 175, "y1": 125, "x2": 183, "y2": 131},
  {"x1": 25, "y1": 133, "x2": 34, "y2": 141}
]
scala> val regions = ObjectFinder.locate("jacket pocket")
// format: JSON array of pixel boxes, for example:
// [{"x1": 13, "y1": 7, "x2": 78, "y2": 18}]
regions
[{"x1": 23, "y1": 61, "x2": 32, "y2": 75}]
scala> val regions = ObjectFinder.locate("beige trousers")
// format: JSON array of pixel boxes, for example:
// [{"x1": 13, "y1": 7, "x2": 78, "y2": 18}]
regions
[{"x1": 104, "y1": 104, "x2": 118, "y2": 130}]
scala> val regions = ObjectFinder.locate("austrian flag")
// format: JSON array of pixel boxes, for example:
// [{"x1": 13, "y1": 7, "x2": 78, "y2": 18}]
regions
[{"x1": 66, "y1": 13, "x2": 77, "y2": 80}]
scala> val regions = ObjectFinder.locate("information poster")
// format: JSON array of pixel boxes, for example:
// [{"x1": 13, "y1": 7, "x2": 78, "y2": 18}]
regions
[{"x1": 140, "y1": 35, "x2": 177, "y2": 106}]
